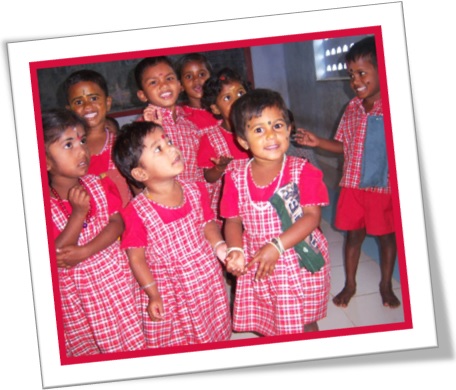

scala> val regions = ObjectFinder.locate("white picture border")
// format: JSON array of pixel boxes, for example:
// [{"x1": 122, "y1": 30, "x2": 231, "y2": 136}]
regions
[{"x1": 7, "y1": 3, "x2": 436, "y2": 388}]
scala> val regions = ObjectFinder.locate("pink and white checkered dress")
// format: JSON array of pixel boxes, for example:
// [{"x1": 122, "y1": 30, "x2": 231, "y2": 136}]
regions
[
  {"x1": 129, "y1": 182, "x2": 231, "y2": 347},
  {"x1": 51, "y1": 174, "x2": 145, "y2": 356},
  {"x1": 226, "y1": 157, "x2": 330, "y2": 336},
  {"x1": 159, "y1": 106, "x2": 205, "y2": 183},
  {"x1": 203, "y1": 126, "x2": 248, "y2": 216}
]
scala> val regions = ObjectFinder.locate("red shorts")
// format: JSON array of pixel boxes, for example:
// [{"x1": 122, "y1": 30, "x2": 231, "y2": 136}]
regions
[{"x1": 334, "y1": 187, "x2": 395, "y2": 235}]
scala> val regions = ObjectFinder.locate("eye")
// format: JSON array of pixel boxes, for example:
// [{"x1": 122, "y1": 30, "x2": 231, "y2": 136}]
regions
[
  {"x1": 237, "y1": 89, "x2": 246, "y2": 97},
  {"x1": 184, "y1": 74, "x2": 192, "y2": 80},
  {"x1": 64, "y1": 141, "x2": 73, "y2": 149},
  {"x1": 72, "y1": 99, "x2": 83, "y2": 106},
  {"x1": 90, "y1": 96, "x2": 100, "y2": 102},
  {"x1": 273, "y1": 122, "x2": 284, "y2": 130},
  {"x1": 167, "y1": 139, "x2": 173, "y2": 146},
  {"x1": 223, "y1": 95, "x2": 231, "y2": 102},
  {"x1": 167, "y1": 75, "x2": 176, "y2": 82},
  {"x1": 253, "y1": 126, "x2": 263, "y2": 134},
  {"x1": 80, "y1": 136, "x2": 87, "y2": 145},
  {"x1": 199, "y1": 71, "x2": 208, "y2": 78},
  {"x1": 154, "y1": 145, "x2": 162, "y2": 153}
]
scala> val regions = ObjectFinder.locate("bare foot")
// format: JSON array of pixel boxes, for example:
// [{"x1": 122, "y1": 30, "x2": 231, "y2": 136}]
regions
[
  {"x1": 304, "y1": 322, "x2": 319, "y2": 332},
  {"x1": 380, "y1": 285, "x2": 401, "y2": 308},
  {"x1": 333, "y1": 285, "x2": 356, "y2": 307}
]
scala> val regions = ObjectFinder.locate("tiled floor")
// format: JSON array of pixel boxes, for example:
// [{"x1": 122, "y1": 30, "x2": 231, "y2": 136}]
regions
[
  {"x1": 229, "y1": 218, "x2": 404, "y2": 340},
  {"x1": 228, "y1": 159, "x2": 405, "y2": 340}
]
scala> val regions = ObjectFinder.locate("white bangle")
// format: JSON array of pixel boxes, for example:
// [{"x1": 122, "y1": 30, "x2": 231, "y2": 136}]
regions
[
  {"x1": 213, "y1": 240, "x2": 225, "y2": 255},
  {"x1": 269, "y1": 237, "x2": 285, "y2": 255},
  {"x1": 141, "y1": 281, "x2": 156, "y2": 290},
  {"x1": 226, "y1": 247, "x2": 244, "y2": 256}
]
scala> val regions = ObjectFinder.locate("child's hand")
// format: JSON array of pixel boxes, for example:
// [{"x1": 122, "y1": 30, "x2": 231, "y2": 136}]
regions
[
  {"x1": 210, "y1": 155, "x2": 233, "y2": 173},
  {"x1": 56, "y1": 245, "x2": 88, "y2": 268},
  {"x1": 68, "y1": 184, "x2": 90, "y2": 217},
  {"x1": 215, "y1": 242, "x2": 228, "y2": 264},
  {"x1": 147, "y1": 294, "x2": 165, "y2": 322},
  {"x1": 143, "y1": 104, "x2": 163, "y2": 126},
  {"x1": 293, "y1": 128, "x2": 319, "y2": 147},
  {"x1": 226, "y1": 250, "x2": 245, "y2": 277},
  {"x1": 247, "y1": 243, "x2": 280, "y2": 281}
]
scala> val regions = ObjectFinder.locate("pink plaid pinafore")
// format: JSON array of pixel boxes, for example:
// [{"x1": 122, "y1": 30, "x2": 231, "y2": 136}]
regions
[
  {"x1": 231, "y1": 157, "x2": 330, "y2": 336},
  {"x1": 160, "y1": 106, "x2": 205, "y2": 183},
  {"x1": 51, "y1": 175, "x2": 145, "y2": 356},
  {"x1": 131, "y1": 182, "x2": 231, "y2": 347},
  {"x1": 205, "y1": 126, "x2": 247, "y2": 216}
]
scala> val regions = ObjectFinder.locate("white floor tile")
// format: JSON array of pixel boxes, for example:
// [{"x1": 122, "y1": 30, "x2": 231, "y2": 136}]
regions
[{"x1": 337, "y1": 288, "x2": 404, "y2": 327}]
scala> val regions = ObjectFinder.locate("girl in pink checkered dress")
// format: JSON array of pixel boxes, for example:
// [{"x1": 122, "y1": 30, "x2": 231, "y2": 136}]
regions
[
  {"x1": 43, "y1": 109, "x2": 146, "y2": 357},
  {"x1": 221, "y1": 89, "x2": 331, "y2": 335},
  {"x1": 175, "y1": 52, "x2": 218, "y2": 131},
  {"x1": 197, "y1": 68, "x2": 252, "y2": 217},
  {"x1": 134, "y1": 56, "x2": 205, "y2": 184},
  {"x1": 113, "y1": 121, "x2": 231, "y2": 347}
]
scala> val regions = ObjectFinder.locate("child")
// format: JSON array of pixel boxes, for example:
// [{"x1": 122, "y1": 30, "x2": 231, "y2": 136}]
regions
[
  {"x1": 221, "y1": 89, "x2": 331, "y2": 335},
  {"x1": 198, "y1": 67, "x2": 252, "y2": 216},
  {"x1": 112, "y1": 121, "x2": 232, "y2": 347},
  {"x1": 63, "y1": 69, "x2": 132, "y2": 207},
  {"x1": 134, "y1": 56, "x2": 205, "y2": 183},
  {"x1": 105, "y1": 115, "x2": 120, "y2": 135},
  {"x1": 43, "y1": 109, "x2": 145, "y2": 356},
  {"x1": 175, "y1": 52, "x2": 218, "y2": 130},
  {"x1": 294, "y1": 36, "x2": 400, "y2": 308}
]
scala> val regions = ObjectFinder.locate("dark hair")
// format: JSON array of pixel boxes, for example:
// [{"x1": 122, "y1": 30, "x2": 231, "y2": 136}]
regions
[
  {"x1": 63, "y1": 69, "x2": 109, "y2": 104},
  {"x1": 201, "y1": 67, "x2": 251, "y2": 117},
  {"x1": 175, "y1": 53, "x2": 213, "y2": 80},
  {"x1": 134, "y1": 56, "x2": 175, "y2": 90},
  {"x1": 42, "y1": 108, "x2": 88, "y2": 149},
  {"x1": 345, "y1": 36, "x2": 377, "y2": 68},
  {"x1": 230, "y1": 89, "x2": 290, "y2": 141},
  {"x1": 112, "y1": 121, "x2": 163, "y2": 189}
]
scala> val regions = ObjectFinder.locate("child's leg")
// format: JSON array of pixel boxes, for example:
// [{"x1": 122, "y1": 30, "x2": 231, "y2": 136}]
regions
[
  {"x1": 304, "y1": 322, "x2": 319, "y2": 332},
  {"x1": 378, "y1": 232, "x2": 400, "y2": 308},
  {"x1": 333, "y1": 228, "x2": 366, "y2": 307}
]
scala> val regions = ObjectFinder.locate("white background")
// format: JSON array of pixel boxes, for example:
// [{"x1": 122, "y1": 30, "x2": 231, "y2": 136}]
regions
[{"x1": 1, "y1": 1, "x2": 453, "y2": 389}]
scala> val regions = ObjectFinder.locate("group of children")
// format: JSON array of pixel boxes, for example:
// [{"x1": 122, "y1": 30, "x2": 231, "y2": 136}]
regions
[{"x1": 42, "y1": 36, "x2": 400, "y2": 357}]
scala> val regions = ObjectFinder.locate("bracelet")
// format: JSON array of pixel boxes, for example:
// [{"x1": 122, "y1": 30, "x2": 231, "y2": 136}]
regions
[
  {"x1": 226, "y1": 247, "x2": 244, "y2": 256},
  {"x1": 141, "y1": 281, "x2": 156, "y2": 290},
  {"x1": 213, "y1": 240, "x2": 226, "y2": 255},
  {"x1": 269, "y1": 237, "x2": 285, "y2": 255}
]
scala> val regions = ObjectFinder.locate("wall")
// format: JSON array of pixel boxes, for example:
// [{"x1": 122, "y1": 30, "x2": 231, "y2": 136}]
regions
[{"x1": 250, "y1": 40, "x2": 354, "y2": 169}]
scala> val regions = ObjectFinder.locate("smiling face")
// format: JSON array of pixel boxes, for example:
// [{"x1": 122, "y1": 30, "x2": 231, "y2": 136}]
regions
[
  {"x1": 210, "y1": 81, "x2": 247, "y2": 130},
  {"x1": 132, "y1": 128, "x2": 184, "y2": 185},
  {"x1": 136, "y1": 62, "x2": 182, "y2": 111},
  {"x1": 347, "y1": 56, "x2": 381, "y2": 109},
  {"x1": 237, "y1": 105, "x2": 290, "y2": 163},
  {"x1": 180, "y1": 60, "x2": 211, "y2": 105},
  {"x1": 46, "y1": 125, "x2": 90, "y2": 182},
  {"x1": 66, "y1": 81, "x2": 112, "y2": 130}
]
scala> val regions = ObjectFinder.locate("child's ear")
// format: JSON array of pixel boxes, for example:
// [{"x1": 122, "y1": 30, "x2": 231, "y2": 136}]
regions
[
  {"x1": 131, "y1": 167, "x2": 148, "y2": 183},
  {"x1": 106, "y1": 96, "x2": 112, "y2": 112},
  {"x1": 137, "y1": 90, "x2": 148, "y2": 103},
  {"x1": 236, "y1": 136, "x2": 249, "y2": 151},
  {"x1": 46, "y1": 156, "x2": 53, "y2": 172},
  {"x1": 210, "y1": 104, "x2": 221, "y2": 116}
]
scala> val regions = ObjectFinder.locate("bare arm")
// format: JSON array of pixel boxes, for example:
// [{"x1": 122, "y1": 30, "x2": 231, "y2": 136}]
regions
[
  {"x1": 56, "y1": 212, "x2": 124, "y2": 268},
  {"x1": 203, "y1": 156, "x2": 233, "y2": 183},
  {"x1": 294, "y1": 128, "x2": 343, "y2": 154},
  {"x1": 127, "y1": 247, "x2": 164, "y2": 321}
]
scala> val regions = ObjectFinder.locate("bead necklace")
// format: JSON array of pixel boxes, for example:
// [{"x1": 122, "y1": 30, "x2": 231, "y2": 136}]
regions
[
  {"x1": 50, "y1": 179, "x2": 92, "y2": 228},
  {"x1": 245, "y1": 155, "x2": 286, "y2": 212}
]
